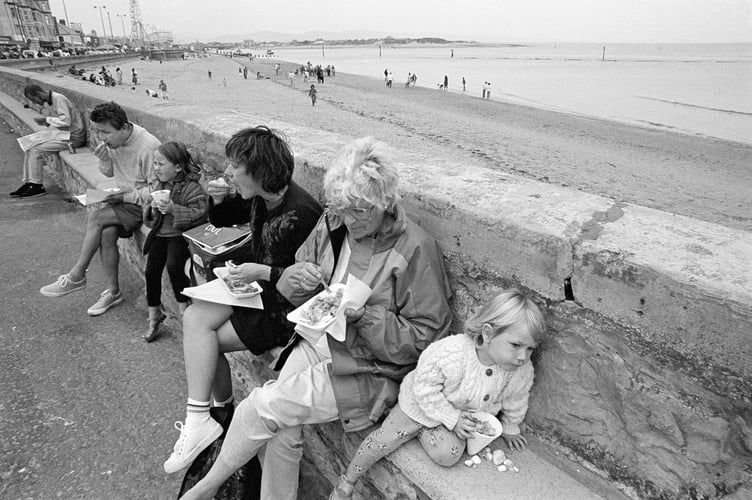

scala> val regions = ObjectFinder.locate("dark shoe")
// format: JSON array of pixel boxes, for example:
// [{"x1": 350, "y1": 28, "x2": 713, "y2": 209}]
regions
[
  {"x1": 143, "y1": 312, "x2": 166, "y2": 342},
  {"x1": 10, "y1": 183, "x2": 32, "y2": 197},
  {"x1": 18, "y1": 183, "x2": 46, "y2": 198}
]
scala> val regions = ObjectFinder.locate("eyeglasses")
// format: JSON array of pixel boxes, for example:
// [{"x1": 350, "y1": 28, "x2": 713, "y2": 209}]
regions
[{"x1": 327, "y1": 204, "x2": 373, "y2": 219}]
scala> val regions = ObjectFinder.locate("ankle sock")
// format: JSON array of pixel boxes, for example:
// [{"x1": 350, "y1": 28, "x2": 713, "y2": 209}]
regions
[
  {"x1": 212, "y1": 395, "x2": 234, "y2": 408},
  {"x1": 185, "y1": 398, "x2": 211, "y2": 426}
]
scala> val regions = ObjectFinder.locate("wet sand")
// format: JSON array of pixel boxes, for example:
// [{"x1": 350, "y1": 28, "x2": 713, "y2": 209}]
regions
[{"x1": 100, "y1": 55, "x2": 752, "y2": 232}]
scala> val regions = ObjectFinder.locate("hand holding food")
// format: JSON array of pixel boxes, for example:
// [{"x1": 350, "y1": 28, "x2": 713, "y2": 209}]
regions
[
  {"x1": 207, "y1": 177, "x2": 231, "y2": 202},
  {"x1": 344, "y1": 306, "x2": 365, "y2": 323},
  {"x1": 227, "y1": 261, "x2": 268, "y2": 283}
]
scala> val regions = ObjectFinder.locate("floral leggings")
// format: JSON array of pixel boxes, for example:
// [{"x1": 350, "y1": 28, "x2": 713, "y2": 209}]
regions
[{"x1": 344, "y1": 403, "x2": 465, "y2": 484}]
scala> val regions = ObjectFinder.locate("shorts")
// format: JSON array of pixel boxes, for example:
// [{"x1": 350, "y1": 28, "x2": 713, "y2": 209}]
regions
[
  {"x1": 111, "y1": 202, "x2": 143, "y2": 238},
  {"x1": 229, "y1": 304, "x2": 294, "y2": 356}
]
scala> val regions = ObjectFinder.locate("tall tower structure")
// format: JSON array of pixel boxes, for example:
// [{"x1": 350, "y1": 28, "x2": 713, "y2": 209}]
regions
[{"x1": 128, "y1": 0, "x2": 147, "y2": 47}]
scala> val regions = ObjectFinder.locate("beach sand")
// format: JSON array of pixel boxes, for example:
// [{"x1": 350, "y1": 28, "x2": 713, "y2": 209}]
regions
[{"x1": 109, "y1": 55, "x2": 752, "y2": 232}]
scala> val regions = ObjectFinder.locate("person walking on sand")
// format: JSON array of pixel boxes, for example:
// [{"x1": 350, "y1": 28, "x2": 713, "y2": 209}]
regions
[
  {"x1": 39, "y1": 102, "x2": 161, "y2": 317},
  {"x1": 462, "y1": 76, "x2": 466, "y2": 92},
  {"x1": 288, "y1": 71, "x2": 295, "y2": 86},
  {"x1": 444, "y1": 75, "x2": 449, "y2": 91},
  {"x1": 10, "y1": 84, "x2": 87, "y2": 199},
  {"x1": 132, "y1": 68, "x2": 138, "y2": 85},
  {"x1": 387, "y1": 71, "x2": 393, "y2": 88},
  {"x1": 486, "y1": 81, "x2": 492, "y2": 99},
  {"x1": 308, "y1": 84, "x2": 317, "y2": 106},
  {"x1": 482, "y1": 81, "x2": 487, "y2": 99},
  {"x1": 116, "y1": 67, "x2": 123, "y2": 86},
  {"x1": 158, "y1": 79, "x2": 169, "y2": 100},
  {"x1": 208, "y1": 70, "x2": 212, "y2": 80}
]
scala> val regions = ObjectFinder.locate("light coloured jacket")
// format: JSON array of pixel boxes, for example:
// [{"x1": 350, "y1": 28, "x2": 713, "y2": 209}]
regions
[
  {"x1": 45, "y1": 91, "x2": 86, "y2": 146},
  {"x1": 277, "y1": 203, "x2": 453, "y2": 432}
]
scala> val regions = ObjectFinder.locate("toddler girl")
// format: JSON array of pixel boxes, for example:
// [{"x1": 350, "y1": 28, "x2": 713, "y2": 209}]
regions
[
  {"x1": 330, "y1": 289, "x2": 546, "y2": 499},
  {"x1": 142, "y1": 142, "x2": 207, "y2": 342}
]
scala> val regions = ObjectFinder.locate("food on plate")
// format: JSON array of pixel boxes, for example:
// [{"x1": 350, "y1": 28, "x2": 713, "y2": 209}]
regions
[
  {"x1": 301, "y1": 288, "x2": 344, "y2": 325},
  {"x1": 222, "y1": 275, "x2": 260, "y2": 295},
  {"x1": 467, "y1": 415, "x2": 496, "y2": 436}
]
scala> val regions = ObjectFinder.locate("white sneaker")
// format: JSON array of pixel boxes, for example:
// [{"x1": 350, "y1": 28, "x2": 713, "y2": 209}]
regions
[
  {"x1": 86, "y1": 289, "x2": 123, "y2": 316},
  {"x1": 40, "y1": 274, "x2": 87, "y2": 297},
  {"x1": 163, "y1": 419, "x2": 222, "y2": 474}
]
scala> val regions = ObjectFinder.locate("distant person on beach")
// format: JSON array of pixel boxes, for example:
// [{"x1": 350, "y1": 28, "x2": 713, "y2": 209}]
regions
[
  {"x1": 40, "y1": 102, "x2": 161, "y2": 317},
  {"x1": 158, "y1": 80, "x2": 169, "y2": 100},
  {"x1": 387, "y1": 71, "x2": 393, "y2": 88},
  {"x1": 462, "y1": 76, "x2": 466, "y2": 92},
  {"x1": 243, "y1": 67, "x2": 248, "y2": 79},
  {"x1": 222, "y1": 78, "x2": 227, "y2": 88},
  {"x1": 486, "y1": 82, "x2": 491, "y2": 99},
  {"x1": 275, "y1": 63, "x2": 280, "y2": 76},
  {"x1": 116, "y1": 67, "x2": 123, "y2": 85},
  {"x1": 482, "y1": 81, "x2": 487, "y2": 99},
  {"x1": 444, "y1": 75, "x2": 449, "y2": 91},
  {"x1": 308, "y1": 84, "x2": 317, "y2": 106},
  {"x1": 208, "y1": 70, "x2": 212, "y2": 80},
  {"x1": 411, "y1": 73, "x2": 417, "y2": 87},
  {"x1": 132, "y1": 68, "x2": 138, "y2": 85},
  {"x1": 331, "y1": 65, "x2": 335, "y2": 76},
  {"x1": 329, "y1": 289, "x2": 545, "y2": 499},
  {"x1": 10, "y1": 84, "x2": 86, "y2": 199},
  {"x1": 141, "y1": 142, "x2": 207, "y2": 342},
  {"x1": 406, "y1": 73, "x2": 412, "y2": 87},
  {"x1": 288, "y1": 71, "x2": 295, "y2": 86},
  {"x1": 384, "y1": 68, "x2": 388, "y2": 84}
]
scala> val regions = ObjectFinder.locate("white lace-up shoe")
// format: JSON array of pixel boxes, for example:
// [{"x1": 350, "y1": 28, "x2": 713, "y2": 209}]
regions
[
  {"x1": 40, "y1": 274, "x2": 87, "y2": 297},
  {"x1": 163, "y1": 419, "x2": 222, "y2": 474},
  {"x1": 86, "y1": 289, "x2": 124, "y2": 316}
]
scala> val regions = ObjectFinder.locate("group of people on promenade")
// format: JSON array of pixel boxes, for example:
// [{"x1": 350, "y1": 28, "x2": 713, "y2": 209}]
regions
[{"x1": 12, "y1": 83, "x2": 545, "y2": 499}]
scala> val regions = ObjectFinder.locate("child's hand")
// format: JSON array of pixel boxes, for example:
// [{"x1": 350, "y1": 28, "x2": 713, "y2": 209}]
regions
[
  {"x1": 501, "y1": 433, "x2": 528, "y2": 451},
  {"x1": 453, "y1": 411, "x2": 479, "y2": 440}
]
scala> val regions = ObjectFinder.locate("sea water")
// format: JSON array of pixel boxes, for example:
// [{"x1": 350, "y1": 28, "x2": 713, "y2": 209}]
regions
[{"x1": 272, "y1": 43, "x2": 752, "y2": 144}]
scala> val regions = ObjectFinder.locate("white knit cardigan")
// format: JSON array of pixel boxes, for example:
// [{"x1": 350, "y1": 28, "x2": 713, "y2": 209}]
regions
[{"x1": 398, "y1": 334, "x2": 534, "y2": 435}]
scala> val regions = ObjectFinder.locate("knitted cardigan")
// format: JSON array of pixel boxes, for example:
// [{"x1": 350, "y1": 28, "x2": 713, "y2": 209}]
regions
[
  {"x1": 143, "y1": 169, "x2": 207, "y2": 236},
  {"x1": 398, "y1": 334, "x2": 534, "y2": 436}
]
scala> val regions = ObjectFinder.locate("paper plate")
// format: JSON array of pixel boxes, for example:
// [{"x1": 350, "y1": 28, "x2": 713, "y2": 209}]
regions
[
  {"x1": 287, "y1": 283, "x2": 346, "y2": 331},
  {"x1": 466, "y1": 411, "x2": 503, "y2": 455},
  {"x1": 213, "y1": 266, "x2": 263, "y2": 299}
]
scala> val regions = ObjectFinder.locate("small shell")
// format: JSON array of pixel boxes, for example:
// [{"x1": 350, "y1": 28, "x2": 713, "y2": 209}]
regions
[
  {"x1": 512, "y1": 466, "x2": 520, "y2": 473},
  {"x1": 471, "y1": 454, "x2": 482, "y2": 465},
  {"x1": 497, "y1": 464, "x2": 508, "y2": 472},
  {"x1": 492, "y1": 449, "x2": 506, "y2": 465},
  {"x1": 502, "y1": 458, "x2": 514, "y2": 467},
  {"x1": 464, "y1": 459, "x2": 474, "y2": 467}
]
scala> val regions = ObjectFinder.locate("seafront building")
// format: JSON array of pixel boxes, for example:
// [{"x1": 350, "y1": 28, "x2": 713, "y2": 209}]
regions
[{"x1": 0, "y1": 0, "x2": 58, "y2": 51}]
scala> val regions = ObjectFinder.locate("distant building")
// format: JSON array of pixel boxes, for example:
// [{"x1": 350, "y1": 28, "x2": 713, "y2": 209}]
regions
[
  {"x1": 56, "y1": 20, "x2": 84, "y2": 49},
  {"x1": 149, "y1": 30, "x2": 173, "y2": 48},
  {"x1": 0, "y1": 1, "x2": 59, "y2": 50}
]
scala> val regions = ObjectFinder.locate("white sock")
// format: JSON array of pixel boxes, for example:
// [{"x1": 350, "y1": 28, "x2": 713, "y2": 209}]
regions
[
  {"x1": 212, "y1": 395, "x2": 234, "y2": 408},
  {"x1": 185, "y1": 398, "x2": 210, "y2": 426}
]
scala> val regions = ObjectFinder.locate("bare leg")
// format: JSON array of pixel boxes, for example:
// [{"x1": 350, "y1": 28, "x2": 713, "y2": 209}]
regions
[
  {"x1": 99, "y1": 225, "x2": 120, "y2": 293},
  {"x1": 69, "y1": 206, "x2": 120, "y2": 281},
  {"x1": 182, "y1": 300, "x2": 245, "y2": 403}
]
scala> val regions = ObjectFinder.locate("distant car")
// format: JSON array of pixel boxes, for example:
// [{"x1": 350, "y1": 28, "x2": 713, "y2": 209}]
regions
[{"x1": 22, "y1": 49, "x2": 37, "y2": 58}]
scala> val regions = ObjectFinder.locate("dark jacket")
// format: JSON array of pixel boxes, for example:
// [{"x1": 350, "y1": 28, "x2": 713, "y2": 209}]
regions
[{"x1": 143, "y1": 169, "x2": 207, "y2": 235}]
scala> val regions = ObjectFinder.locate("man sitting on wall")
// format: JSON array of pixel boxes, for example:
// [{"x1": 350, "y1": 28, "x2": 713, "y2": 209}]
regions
[
  {"x1": 10, "y1": 84, "x2": 87, "y2": 199},
  {"x1": 40, "y1": 102, "x2": 161, "y2": 317}
]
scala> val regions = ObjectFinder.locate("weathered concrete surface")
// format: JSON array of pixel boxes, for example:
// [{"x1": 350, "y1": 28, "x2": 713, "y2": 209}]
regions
[{"x1": 2, "y1": 58, "x2": 751, "y2": 498}]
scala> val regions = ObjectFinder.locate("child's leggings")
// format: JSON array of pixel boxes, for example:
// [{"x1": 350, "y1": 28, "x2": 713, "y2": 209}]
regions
[
  {"x1": 344, "y1": 403, "x2": 465, "y2": 484},
  {"x1": 145, "y1": 235, "x2": 190, "y2": 307}
]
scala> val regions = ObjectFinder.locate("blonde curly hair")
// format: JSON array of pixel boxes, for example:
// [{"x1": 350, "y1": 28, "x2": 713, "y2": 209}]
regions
[{"x1": 465, "y1": 289, "x2": 546, "y2": 346}]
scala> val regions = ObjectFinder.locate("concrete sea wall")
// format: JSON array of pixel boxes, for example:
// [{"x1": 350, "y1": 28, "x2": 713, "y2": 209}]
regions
[{"x1": 1, "y1": 65, "x2": 750, "y2": 499}]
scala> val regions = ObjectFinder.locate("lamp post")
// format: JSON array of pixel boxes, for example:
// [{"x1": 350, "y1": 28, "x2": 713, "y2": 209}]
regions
[
  {"x1": 116, "y1": 14, "x2": 127, "y2": 44},
  {"x1": 93, "y1": 5, "x2": 107, "y2": 42},
  {"x1": 106, "y1": 10, "x2": 114, "y2": 42}
]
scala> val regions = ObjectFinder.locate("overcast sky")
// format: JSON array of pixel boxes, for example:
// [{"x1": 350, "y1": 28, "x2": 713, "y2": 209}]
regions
[{"x1": 49, "y1": 0, "x2": 752, "y2": 43}]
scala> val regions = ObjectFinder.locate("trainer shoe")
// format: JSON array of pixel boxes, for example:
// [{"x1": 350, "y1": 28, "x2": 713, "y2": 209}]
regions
[
  {"x1": 87, "y1": 289, "x2": 124, "y2": 316},
  {"x1": 40, "y1": 274, "x2": 87, "y2": 297},
  {"x1": 10, "y1": 183, "x2": 32, "y2": 197},
  {"x1": 164, "y1": 419, "x2": 222, "y2": 474},
  {"x1": 18, "y1": 183, "x2": 46, "y2": 198}
]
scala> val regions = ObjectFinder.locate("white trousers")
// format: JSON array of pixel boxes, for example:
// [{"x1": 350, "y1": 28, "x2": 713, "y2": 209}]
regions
[
  {"x1": 22, "y1": 139, "x2": 70, "y2": 184},
  {"x1": 220, "y1": 340, "x2": 339, "y2": 500}
]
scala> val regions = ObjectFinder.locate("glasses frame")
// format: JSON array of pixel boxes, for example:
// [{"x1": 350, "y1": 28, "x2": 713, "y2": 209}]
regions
[{"x1": 327, "y1": 204, "x2": 374, "y2": 220}]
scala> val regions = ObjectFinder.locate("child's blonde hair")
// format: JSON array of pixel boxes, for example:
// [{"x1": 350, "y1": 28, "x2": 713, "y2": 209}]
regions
[{"x1": 465, "y1": 289, "x2": 546, "y2": 346}]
